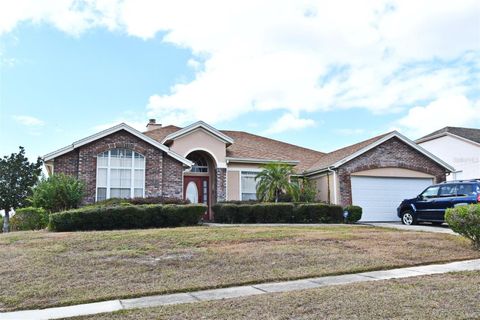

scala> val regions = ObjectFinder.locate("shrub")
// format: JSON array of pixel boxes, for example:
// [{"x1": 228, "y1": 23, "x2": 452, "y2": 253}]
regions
[
  {"x1": 295, "y1": 204, "x2": 343, "y2": 223},
  {"x1": 212, "y1": 202, "x2": 343, "y2": 224},
  {"x1": 445, "y1": 205, "x2": 480, "y2": 249},
  {"x1": 10, "y1": 207, "x2": 48, "y2": 231},
  {"x1": 344, "y1": 205, "x2": 362, "y2": 223},
  {"x1": 87, "y1": 197, "x2": 190, "y2": 209},
  {"x1": 48, "y1": 204, "x2": 206, "y2": 232},
  {"x1": 0, "y1": 216, "x2": 3, "y2": 233},
  {"x1": 30, "y1": 174, "x2": 85, "y2": 213}
]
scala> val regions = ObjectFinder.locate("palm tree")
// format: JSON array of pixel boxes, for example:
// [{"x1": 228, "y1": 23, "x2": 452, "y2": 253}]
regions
[{"x1": 255, "y1": 163, "x2": 299, "y2": 202}]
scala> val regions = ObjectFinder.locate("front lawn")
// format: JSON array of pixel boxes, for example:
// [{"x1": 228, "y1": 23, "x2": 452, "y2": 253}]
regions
[
  {"x1": 0, "y1": 225, "x2": 478, "y2": 311},
  {"x1": 72, "y1": 271, "x2": 480, "y2": 320}
]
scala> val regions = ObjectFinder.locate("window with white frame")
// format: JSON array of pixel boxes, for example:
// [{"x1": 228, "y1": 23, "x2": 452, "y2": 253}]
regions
[
  {"x1": 96, "y1": 148, "x2": 145, "y2": 201},
  {"x1": 241, "y1": 171, "x2": 258, "y2": 201}
]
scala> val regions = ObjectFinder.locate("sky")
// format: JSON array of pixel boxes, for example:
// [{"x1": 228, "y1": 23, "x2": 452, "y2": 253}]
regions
[{"x1": 0, "y1": 0, "x2": 479, "y2": 161}]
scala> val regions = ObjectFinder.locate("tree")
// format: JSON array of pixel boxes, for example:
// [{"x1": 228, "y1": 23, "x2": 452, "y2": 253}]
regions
[
  {"x1": 0, "y1": 147, "x2": 42, "y2": 232},
  {"x1": 255, "y1": 163, "x2": 299, "y2": 202},
  {"x1": 30, "y1": 173, "x2": 85, "y2": 213}
]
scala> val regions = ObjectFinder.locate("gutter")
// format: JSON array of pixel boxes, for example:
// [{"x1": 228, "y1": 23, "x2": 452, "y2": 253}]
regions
[
  {"x1": 327, "y1": 166, "x2": 338, "y2": 205},
  {"x1": 226, "y1": 157, "x2": 300, "y2": 166}
]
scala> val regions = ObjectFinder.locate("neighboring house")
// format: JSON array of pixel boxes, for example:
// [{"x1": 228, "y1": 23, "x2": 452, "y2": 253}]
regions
[
  {"x1": 43, "y1": 120, "x2": 453, "y2": 222},
  {"x1": 416, "y1": 127, "x2": 480, "y2": 181}
]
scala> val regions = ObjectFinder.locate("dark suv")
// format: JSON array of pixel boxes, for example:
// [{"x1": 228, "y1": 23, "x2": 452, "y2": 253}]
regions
[{"x1": 397, "y1": 180, "x2": 480, "y2": 225}]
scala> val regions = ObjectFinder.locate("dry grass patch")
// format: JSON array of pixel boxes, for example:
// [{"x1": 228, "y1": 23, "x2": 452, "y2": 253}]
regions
[
  {"x1": 0, "y1": 225, "x2": 478, "y2": 311},
  {"x1": 73, "y1": 271, "x2": 480, "y2": 320}
]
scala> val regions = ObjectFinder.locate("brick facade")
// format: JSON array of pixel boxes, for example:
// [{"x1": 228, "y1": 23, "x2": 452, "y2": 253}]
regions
[
  {"x1": 162, "y1": 154, "x2": 184, "y2": 199},
  {"x1": 54, "y1": 130, "x2": 184, "y2": 204},
  {"x1": 337, "y1": 137, "x2": 447, "y2": 206}
]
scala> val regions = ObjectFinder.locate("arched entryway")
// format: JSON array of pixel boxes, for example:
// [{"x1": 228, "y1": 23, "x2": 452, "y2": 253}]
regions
[{"x1": 184, "y1": 150, "x2": 217, "y2": 220}]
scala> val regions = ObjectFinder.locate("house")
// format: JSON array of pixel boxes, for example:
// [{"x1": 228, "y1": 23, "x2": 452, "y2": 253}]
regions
[
  {"x1": 416, "y1": 126, "x2": 480, "y2": 181},
  {"x1": 43, "y1": 120, "x2": 453, "y2": 222}
]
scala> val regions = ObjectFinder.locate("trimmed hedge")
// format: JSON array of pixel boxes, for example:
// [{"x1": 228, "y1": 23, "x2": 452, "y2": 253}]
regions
[
  {"x1": 88, "y1": 197, "x2": 189, "y2": 208},
  {"x1": 10, "y1": 207, "x2": 48, "y2": 231},
  {"x1": 48, "y1": 204, "x2": 207, "y2": 232},
  {"x1": 212, "y1": 203, "x2": 344, "y2": 224},
  {"x1": 344, "y1": 205, "x2": 362, "y2": 223},
  {"x1": 445, "y1": 204, "x2": 480, "y2": 249}
]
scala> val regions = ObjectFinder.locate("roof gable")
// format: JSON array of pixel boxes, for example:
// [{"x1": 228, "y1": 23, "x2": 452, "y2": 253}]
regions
[
  {"x1": 306, "y1": 131, "x2": 454, "y2": 174},
  {"x1": 416, "y1": 126, "x2": 480, "y2": 145},
  {"x1": 161, "y1": 121, "x2": 234, "y2": 145},
  {"x1": 43, "y1": 123, "x2": 192, "y2": 166}
]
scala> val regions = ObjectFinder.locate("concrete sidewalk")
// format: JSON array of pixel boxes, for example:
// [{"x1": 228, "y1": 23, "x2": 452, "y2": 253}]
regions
[
  {"x1": 365, "y1": 222, "x2": 456, "y2": 234},
  {"x1": 1, "y1": 259, "x2": 479, "y2": 320}
]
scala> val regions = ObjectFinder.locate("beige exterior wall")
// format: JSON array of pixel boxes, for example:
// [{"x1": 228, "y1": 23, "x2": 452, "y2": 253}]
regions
[
  {"x1": 226, "y1": 162, "x2": 263, "y2": 201},
  {"x1": 227, "y1": 171, "x2": 240, "y2": 200},
  {"x1": 227, "y1": 162, "x2": 263, "y2": 171},
  {"x1": 351, "y1": 167, "x2": 435, "y2": 178},
  {"x1": 169, "y1": 129, "x2": 227, "y2": 167},
  {"x1": 309, "y1": 172, "x2": 339, "y2": 204}
]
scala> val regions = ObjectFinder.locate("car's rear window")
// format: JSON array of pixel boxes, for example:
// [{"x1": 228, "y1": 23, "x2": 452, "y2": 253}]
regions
[{"x1": 455, "y1": 184, "x2": 476, "y2": 196}]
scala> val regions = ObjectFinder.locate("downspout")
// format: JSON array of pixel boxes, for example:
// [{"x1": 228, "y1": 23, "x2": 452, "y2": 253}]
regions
[{"x1": 327, "y1": 166, "x2": 338, "y2": 205}]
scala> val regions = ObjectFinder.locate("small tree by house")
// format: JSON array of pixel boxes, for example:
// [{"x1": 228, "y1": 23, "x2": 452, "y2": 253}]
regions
[
  {"x1": 255, "y1": 163, "x2": 299, "y2": 202},
  {"x1": 30, "y1": 173, "x2": 85, "y2": 213},
  {"x1": 0, "y1": 146, "x2": 43, "y2": 232}
]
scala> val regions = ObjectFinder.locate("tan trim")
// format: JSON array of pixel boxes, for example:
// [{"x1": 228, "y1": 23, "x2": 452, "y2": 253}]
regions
[{"x1": 351, "y1": 167, "x2": 435, "y2": 178}]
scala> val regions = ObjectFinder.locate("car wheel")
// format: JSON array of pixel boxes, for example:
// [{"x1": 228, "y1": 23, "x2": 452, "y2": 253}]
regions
[{"x1": 401, "y1": 211, "x2": 416, "y2": 225}]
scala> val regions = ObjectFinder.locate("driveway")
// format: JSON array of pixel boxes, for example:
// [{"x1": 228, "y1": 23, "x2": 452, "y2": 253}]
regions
[{"x1": 365, "y1": 222, "x2": 456, "y2": 235}]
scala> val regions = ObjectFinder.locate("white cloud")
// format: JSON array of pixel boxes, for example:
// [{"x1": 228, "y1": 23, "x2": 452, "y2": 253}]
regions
[
  {"x1": 13, "y1": 115, "x2": 45, "y2": 126},
  {"x1": 397, "y1": 95, "x2": 480, "y2": 138},
  {"x1": 263, "y1": 113, "x2": 315, "y2": 134},
  {"x1": 1, "y1": 0, "x2": 479, "y2": 129}
]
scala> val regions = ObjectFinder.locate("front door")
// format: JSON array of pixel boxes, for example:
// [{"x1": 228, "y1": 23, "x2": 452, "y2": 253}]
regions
[{"x1": 184, "y1": 176, "x2": 209, "y2": 220}]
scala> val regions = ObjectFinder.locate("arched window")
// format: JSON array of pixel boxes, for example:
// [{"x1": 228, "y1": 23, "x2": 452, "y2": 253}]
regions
[
  {"x1": 96, "y1": 148, "x2": 145, "y2": 201},
  {"x1": 187, "y1": 151, "x2": 209, "y2": 173}
]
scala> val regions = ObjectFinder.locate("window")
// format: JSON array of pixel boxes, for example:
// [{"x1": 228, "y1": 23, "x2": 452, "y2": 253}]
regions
[
  {"x1": 241, "y1": 171, "x2": 258, "y2": 201},
  {"x1": 96, "y1": 148, "x2": 145, "y2": 201},
  {"x1": 187, "y1": 151, "x2": 209, "y2": 173},
  {"x1": 421, "y1": 186, "x2": 439, "y2": 198},
  {"x1": 438, "y1": 185, "x2": 456, "y2": 197},
  {"x1": 455, "y1": 184, "x2": 476, "y2": 196}
]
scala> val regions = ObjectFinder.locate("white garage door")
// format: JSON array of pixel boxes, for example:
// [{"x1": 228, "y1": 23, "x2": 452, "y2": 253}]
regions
[{"x1": 351, "y1": 176, "x2": 433, "y2": 222}]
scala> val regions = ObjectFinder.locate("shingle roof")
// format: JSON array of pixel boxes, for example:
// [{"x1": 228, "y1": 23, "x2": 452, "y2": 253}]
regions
[
  {"x1": 306, "y1": 132, "x2": 392, "y2": 173},
  {"x1": 221, "y1": 130, "x2": 325, "y2": 172},
  {"x1": 416, "y1": 126, "x2": 480, "y2": 144},
  {"x1": 143, "y1": 125, "x2": 181, "y2": 142},
  {"x1": 144, "y1": 126, "x2": 325, "y2": 173}
]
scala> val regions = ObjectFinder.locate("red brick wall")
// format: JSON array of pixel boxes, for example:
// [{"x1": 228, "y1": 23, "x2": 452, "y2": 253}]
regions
[
  {"x1": 162, "y1": 154, "x2": 184, "y2": 199},
  {"x1": 337, "y1": 137, "x2": 447, "y2": 206},
  {"x1": 53, "y1": 130, "x2": 184, "y2": 204}
]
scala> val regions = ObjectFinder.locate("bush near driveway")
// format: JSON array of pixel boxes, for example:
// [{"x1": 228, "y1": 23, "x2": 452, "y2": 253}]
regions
[
  {"x1": 344, "y1": 205, "x2": 362, "y2": 223},
  {"x1": 446, "y1": 204, "x2": 480, "y2": 249},
  {"x1": 212, "y1": 202, "x2": 344, "y2": 223},
  {"x1": 48, "y1": 204, "x2": 207, "y2": 232},
  {"x1": 10, "y1": 207, "x2": 48, "y2": 231}
]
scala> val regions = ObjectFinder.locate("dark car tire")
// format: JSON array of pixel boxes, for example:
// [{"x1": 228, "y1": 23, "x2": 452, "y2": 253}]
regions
[{"x1": 401, "y1": 210, "x2": 417, "y2": 225}]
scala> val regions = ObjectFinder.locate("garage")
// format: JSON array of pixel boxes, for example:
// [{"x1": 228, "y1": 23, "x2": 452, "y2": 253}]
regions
[{"x1": 351, "y1": 176, "x2": 433, "y2": 221}]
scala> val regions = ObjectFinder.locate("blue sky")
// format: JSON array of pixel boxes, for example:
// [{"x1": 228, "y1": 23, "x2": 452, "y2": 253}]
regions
[{"x1": 0, "y1": 1, "x2": 479, "y2": 161}]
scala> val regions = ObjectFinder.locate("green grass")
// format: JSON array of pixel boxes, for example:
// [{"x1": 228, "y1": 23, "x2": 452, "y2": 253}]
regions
[
  {"x1": 0, "y1": 225, "x2": 478, "y2": 311},
  {"x1": 72, "y1": 271, "x2": 480, "y2": 320}
]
